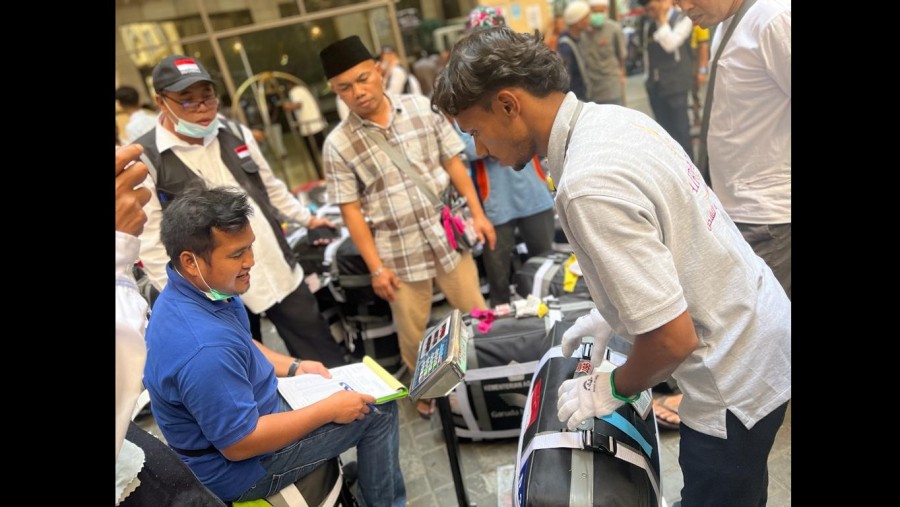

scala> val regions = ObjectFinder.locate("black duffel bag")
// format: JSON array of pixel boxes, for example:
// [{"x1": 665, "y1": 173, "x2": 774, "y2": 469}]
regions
[{"x1": 514, "y1": 319, "x2": 661, "y2": 507}]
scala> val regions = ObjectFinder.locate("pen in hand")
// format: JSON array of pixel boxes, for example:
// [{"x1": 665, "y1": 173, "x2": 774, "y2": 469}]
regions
[{"x1": 340, "y1": 382, "x2": 380, "y2": 414}]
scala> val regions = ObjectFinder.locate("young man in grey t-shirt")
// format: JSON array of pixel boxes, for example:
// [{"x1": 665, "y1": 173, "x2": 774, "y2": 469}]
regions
[{"x1": 432, "y1": 27, "x2": 790, "y2": 507}]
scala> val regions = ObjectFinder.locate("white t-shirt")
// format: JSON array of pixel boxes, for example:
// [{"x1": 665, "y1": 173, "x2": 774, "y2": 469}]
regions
[
  {"x1": 547, "y1": 94, "x2": 791, "y2": 438},
  {"x1": 123, "y1": 109, "x2": 159, "y2": 144},
  {"x1": 707, "y1": 0, "x2": 791, "y2": 224},
  {"x1": 288, "y1": 85, "x2": 327, "y2": 136},
  {"x1": 383, "y1": 64, "x2": 422, "y2": 96}
]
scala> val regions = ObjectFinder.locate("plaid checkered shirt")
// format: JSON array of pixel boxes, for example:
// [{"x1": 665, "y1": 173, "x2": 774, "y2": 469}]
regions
[{"x1": 323, "y1": 93, "x2": 466, "y2": 282}]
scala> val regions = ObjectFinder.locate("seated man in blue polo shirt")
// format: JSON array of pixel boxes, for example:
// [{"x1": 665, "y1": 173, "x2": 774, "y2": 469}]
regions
[{"x1": 143, "y1": 186, "x2": 406, "y2": 505}]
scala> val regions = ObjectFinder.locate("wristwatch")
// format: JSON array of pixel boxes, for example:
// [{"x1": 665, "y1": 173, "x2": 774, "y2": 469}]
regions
[{"x1": 287, "y1": 358, "x2": 302, "y2": 377}]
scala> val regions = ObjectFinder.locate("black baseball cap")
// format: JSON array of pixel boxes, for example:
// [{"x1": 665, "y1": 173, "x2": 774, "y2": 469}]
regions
[{"x1": 152, "y1": 55, "x2": 214, "y2": 92}]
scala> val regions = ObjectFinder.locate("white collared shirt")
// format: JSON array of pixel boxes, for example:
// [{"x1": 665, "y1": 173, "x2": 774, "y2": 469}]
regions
[
  {"x1": 138, "y1": 116, "x2": 311, "y2": 313},
  {"x1": 115, "y1": 231, "x2": 148, "y2": 503}
]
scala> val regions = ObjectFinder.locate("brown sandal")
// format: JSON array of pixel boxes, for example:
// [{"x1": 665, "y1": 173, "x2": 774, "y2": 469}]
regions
[
  {"x1": 415, "y1": 399, "x2": 436, "y2": 420},
  {"x1": 652, "y1": 394, "x2": 682, "y2": 430}
]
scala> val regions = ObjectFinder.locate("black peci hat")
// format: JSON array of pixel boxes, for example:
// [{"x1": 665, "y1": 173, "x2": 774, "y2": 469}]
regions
[{"x1": 319, "y1": 36, "x2": 375, "y2": 80}]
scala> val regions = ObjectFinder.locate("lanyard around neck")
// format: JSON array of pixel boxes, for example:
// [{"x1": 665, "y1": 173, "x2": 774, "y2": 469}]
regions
[
  {"x1": 548, "y1": 101, "x2": 585, "y2": 193},
  {"x1": 563, "y1": 101, "x2": 585, "y2": 162}
]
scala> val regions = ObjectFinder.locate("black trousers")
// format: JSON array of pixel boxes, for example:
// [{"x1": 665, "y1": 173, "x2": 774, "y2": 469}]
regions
[
  {"x1": 482, "y1": 208, "x2": 555, "y2": 307},
  {"x1": 647, "y1": 88, "x2": 694, "y2": 162},
  {"x1": 262, "y1": 281, "x2": 347, "y2": 368},
  {"x1": 678, "y1": 401, "x2": 789, "y2": 507},
  {"x1": 120, "y1": 422, "x2": 226, "y2": 506}
]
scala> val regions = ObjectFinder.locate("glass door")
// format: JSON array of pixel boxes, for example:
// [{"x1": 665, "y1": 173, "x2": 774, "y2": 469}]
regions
[{"x1": 219, "y1": 5, "x2": 398, "y2": 189}]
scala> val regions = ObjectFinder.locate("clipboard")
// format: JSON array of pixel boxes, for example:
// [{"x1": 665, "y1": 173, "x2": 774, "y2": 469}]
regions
[{"x1": 278, "y1": 356, "x2": 408, "y2": 409}]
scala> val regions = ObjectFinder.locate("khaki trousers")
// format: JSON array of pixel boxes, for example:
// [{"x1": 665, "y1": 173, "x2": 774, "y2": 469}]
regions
[{"x1": 389, "y1": 251, "x2": 487, "y2": 371}]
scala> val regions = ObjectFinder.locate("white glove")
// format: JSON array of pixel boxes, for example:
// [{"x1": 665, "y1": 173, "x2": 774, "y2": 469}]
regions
[
  {"x1": 557, "y1": 371, "x2": 624, "y2": 430},
  {"x1": 560, "y1": 309, "x2": 613, "y2": 365}
]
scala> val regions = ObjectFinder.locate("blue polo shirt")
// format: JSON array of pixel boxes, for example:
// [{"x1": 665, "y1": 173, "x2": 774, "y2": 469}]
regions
[{"x1": 143, "y1": 263, "x2": 281, "y2": 501}]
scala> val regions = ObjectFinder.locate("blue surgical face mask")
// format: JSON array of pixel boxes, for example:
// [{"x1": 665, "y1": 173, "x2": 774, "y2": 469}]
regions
[
  {"x1": 191, "y1": 254, "x2": 233, "y2": 301},
  {"x1": 163, "y1": 102, "x2": 220, "y2": 138},
  {"x1": 590, "y1": 13, "x2": 606, "y2": 27}
]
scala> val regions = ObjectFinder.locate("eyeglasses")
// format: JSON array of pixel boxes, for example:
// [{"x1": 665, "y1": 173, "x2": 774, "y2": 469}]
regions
[{"x1": 163, "y1": 94, "x2": 219, "y2": 112}]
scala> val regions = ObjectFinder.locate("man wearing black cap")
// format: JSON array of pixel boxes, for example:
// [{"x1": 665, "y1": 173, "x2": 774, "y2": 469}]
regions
[
  {"x1": 133, "y1": 55, "x2": 348, "y2": 367},
  {"x1": 318, "y1": 36, "x2": 494, "y2": 418}
]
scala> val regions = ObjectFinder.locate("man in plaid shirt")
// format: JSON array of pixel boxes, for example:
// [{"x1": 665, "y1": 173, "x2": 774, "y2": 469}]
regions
[{"x1": 319, "y1": 36, "x2": 494, "y2": 418}]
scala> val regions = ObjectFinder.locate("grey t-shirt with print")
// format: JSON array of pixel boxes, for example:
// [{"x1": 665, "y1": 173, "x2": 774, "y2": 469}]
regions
[{"x1": 546, "y1": 94, "x2": 791, "y2": 438}]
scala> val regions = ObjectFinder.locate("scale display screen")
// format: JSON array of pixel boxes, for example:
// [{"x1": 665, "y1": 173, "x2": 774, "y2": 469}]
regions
[{"x1": 409, "y1": 310, "x2": 468, "y2": 400}]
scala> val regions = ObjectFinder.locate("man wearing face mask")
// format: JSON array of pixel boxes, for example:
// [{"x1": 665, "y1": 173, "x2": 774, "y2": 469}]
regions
[
  {"x1": 582, "y1": 0, "x2": 627, "y2": 106},
  {"x1": 133, "y1": 55, "x2": 348, "y2": 368}
]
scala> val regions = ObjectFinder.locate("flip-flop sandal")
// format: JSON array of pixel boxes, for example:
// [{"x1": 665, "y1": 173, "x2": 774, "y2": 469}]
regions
[
  {"x1": 415, "y1": 399, "x2": 436, "y2": 420},
  {"x1": 653, "y1": 395, "x2": 681, "y2": 430}
]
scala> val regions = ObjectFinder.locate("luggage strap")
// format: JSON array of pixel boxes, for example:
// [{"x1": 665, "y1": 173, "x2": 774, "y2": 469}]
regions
[
  {"x1": 323, "y1": 233, "x2": 350, "y2": 267},
  {"x1": 343, "y1": 320, "x2": 396, "y2": 340},
  {"x1": 544, "y1": 299, "x2": 597, "y2": 333},
  {"x1": 532, "y1": 258, "x2": 562, "y2": 298},
  {"x1": 520, "y1": 429, "x2": 660, "y2": 503},
  {"x1": 455, "y1": 360, "x2": 539, "y2": 439}
]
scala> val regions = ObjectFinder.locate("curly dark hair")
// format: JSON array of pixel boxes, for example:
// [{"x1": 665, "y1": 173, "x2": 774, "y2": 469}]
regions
[{"x1": 431, "y1": 26, "x2": 569, "y2": 116}]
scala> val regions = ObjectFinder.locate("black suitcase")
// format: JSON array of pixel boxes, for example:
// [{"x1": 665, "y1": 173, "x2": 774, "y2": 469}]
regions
[
  {"x1": 514, "y1": 319, "x2": 661, "y2": 506},
  {"x1": 289, "y1": 230, "x2": 331, "y2": 275},
  {"x1": 450, "y1": 297, "x2": 597, "y2": 440},
  {"x1": 285, "y1": 200, "x2": 344, "y2": 277},
  {"x1": 337, "y1": 298, "x2": 406, "y2": 378},
  {"x1": 327, "y1": 235, "x2": 378, "y2": 305},
  {"x1": 327, "y1": 234, "x2": 456, "y2": 308},
  {"x1": 451, "y1": 313, "x2": 550, "y2": 440},
  {"x1": 513, "y1": 251, "x2": 591, "y2": 299}
]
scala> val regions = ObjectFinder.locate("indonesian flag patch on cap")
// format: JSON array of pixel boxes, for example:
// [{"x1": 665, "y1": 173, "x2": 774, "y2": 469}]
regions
[
  {"x1": 174, "y1": 58, "x2": 201, "y2": 75},
  {"x1": 235, "y1": 145, "x2": 251, "y2": 159}
]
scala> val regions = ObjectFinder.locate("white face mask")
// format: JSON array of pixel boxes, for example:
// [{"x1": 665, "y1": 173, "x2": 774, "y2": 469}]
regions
[{"x1": 163, "y1": 101, "x2": 219, "y2": 138}]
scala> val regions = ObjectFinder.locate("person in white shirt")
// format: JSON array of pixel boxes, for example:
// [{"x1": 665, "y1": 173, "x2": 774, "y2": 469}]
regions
[
  {"x1": 116, "y1": 86, "x2": 158, "y2": 144},
  {"x1": 641, "y1": 0, "x2": 695, "y2": 160},
  {"x1": 379, "y1": 46, "x2": 423, "y2": 96},
  {"x1": 678, "y1": 0, "x2": 791, "y2": 299},
  {"x1": 115, "y1": 144, "x2": 152, "y2": 505},
  {"x1": 283, "y1": 83, "x2": 328, "y2": 178},
  {"x1": 135, "y1": 55, "x2": 347, "y2": 367}
]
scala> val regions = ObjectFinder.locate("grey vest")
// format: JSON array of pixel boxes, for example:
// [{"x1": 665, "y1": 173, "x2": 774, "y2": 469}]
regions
[
  {"x1": 645, "y1": 11, "x2": 693, "y2": 96},
  {"x1": 134, "y1": 119, "x2": 297, "y2": 269}
]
